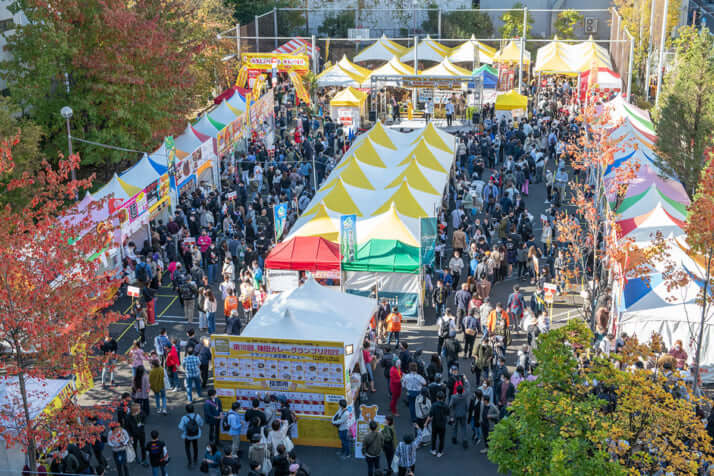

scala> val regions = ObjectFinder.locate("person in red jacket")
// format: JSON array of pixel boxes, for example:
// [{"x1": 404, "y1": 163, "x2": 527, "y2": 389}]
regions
[
  {"x1": 389, "y1": 362, "x2": 403, "y2": 416},
  {"x1": 165, "y1": 340, "x2": 181, "y2": 391}
]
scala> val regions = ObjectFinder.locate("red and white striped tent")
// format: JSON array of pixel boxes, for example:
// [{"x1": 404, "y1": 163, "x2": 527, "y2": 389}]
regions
[
  {"x1": 272, "y1": 38, "x2": 318, "y2": 57},
  {"x1": 578, "y1": 67, "x2": 622, "y2": 103}
]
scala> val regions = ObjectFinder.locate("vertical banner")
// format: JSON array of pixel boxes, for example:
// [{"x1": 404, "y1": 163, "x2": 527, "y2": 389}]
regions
[
  {"x1": 273, "y1": 202, "x2": 288, "y2": 243},
  {"x1": 419, "y1": 217, "x2": 437, "y2": 267},
  {"x1": 164, "y1": 136, "x2": 177, "y2": 194},
  {"x1": 340, "y1": 215, "x2": 357, "y2": 263}
]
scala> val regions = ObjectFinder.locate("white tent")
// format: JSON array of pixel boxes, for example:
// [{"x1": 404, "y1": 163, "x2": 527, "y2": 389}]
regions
[
  {"x1": 421, "y1": 57, "x2": 472, "y2": 77},
  {"x1": 316, "y1": 55, "x2": 370, "y2": 88},
  {"x1": 401, "y1": 35, "x2": 451, "y2": 63},
  {"x1": 120, "y1": 154, "x2": 161, "y2": 190},
  {"x1": 241, "y1": 278, "x2": 377, "y2": 369},
  {"x1": 448, "y1": 35, "x2": 496, "y2": 65},
  {"x1": 354, "y1": 34, "x2": 407, "y2": 63},
  {"x1": 193, "y1": 114, "x2": 221, "y2": 139},
  {"x1": 0, "y1": 378, "x2": 73, "y2": 473},
  {"x1": 362, "y1": 56, "x2": 414, "y2": 87},
  {"x1": 175, "y1": 123, "x2": 206, "y2": 154},
  {"x1": 92, "y1": 173, "x2": 139, "y2": 202}
]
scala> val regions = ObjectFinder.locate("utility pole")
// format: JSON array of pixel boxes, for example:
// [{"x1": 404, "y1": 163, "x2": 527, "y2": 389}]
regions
[
  {"x1": 255, "y1": 15, "x2": 260, "y2": 53},
  {"x1": 274, "y1": 8, "x2": 278, "y2": 49},
  {"x1": 644, "y1": 0, "x2": 656, "y2": 101},
  {"x1": 519, "y1": 7, "x2": 527, "y2": 94},
  {"x1": 655, "y1": 0, "x2": 669, "y2": 105}
]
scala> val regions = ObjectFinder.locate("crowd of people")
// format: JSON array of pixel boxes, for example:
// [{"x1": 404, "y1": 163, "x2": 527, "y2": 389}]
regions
[{"x1": 39, "y1": 75, "x2": 636, "y2": 476}]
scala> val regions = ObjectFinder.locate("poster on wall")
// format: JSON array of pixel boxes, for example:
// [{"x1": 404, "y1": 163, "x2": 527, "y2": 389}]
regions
[{"x1": 249, "y1": 90, "x2": 275, "y2": 142}]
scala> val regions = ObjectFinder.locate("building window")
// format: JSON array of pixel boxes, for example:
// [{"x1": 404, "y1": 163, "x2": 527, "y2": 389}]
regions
[{"x1": 0, "y1": 18, "x2": 14, "y2": 33}]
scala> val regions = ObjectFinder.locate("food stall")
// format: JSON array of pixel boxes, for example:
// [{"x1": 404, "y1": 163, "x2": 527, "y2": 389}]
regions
[{"x1": 212, "y1": 278, "x2": 376, "y2": 446}]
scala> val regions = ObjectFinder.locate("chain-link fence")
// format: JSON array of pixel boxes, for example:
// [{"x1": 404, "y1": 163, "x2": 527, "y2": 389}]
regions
[{"x1": 609, "y1": 8, "x2": 634, "y2": 101}]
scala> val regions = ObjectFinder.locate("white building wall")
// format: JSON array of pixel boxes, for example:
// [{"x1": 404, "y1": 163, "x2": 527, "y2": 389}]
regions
[{"x1": 0, "y1": 0, "x2": 28, "y2": 93}]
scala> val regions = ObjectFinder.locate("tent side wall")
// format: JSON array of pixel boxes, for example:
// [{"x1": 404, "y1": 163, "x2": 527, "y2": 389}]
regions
[{"x1": 344, "y1": 271, "x2": 421, "y2": 318}]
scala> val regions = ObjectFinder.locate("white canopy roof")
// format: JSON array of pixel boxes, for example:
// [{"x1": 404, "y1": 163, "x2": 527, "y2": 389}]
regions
[
  {"x1": 241, "y1": 278, "x2": 376, "y2": 368},
  {"x1": 92, "y1": 173, "x2": 137, "y2": 202},
  {"x1": 317, "y1": 55, "x2": 370, "y2": 88},
  {"x1": 354, "y1": 34, "x2": 407, "y2": 63},
  {"x1": 193, "y1": 114, "x2": 220, "y2": 139},
  {"x1": 448, "y1": 35, "x2": 496, "y2": 65},
  {"x1": 210, "y1": 100, "x2": 238, "y2": 127},
  {"x1": 0, "y1": 377, "x2": 72, "y2": 434},
  {"x1": 175, "y1": 123, "x2": 205, "y2": 153},
  {"x1": 119, "y1": 154, "x2": 161, "y2": 190},
  {"x1": 401, "y1": 36, "x2": 451, "y2": 63},
  {"x1": 362, "y1": 56, "x2": 414, "y2": 86}
]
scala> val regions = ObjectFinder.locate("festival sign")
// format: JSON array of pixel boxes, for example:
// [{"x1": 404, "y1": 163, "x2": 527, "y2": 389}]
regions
[
  {"x1": 419, "y1": 217, "x2": 437, "y2": 267},
  {"x1": 241, "y1": 53, "x2": 309, "y2": 74}
]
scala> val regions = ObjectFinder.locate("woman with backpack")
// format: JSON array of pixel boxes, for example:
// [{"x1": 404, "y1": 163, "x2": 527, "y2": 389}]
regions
[
  {"x1": 381, "y1": 415, "x2": 397, "y2": 476},
  {"x1": 132, "y1": 365, "x2": 150, "y2": 417},
  {"x1": 178, "y1": 403, "x2": 203, "y2": 469},
  {"x1": 248, "y1": 432, "x2": 272, "y2": 476}
]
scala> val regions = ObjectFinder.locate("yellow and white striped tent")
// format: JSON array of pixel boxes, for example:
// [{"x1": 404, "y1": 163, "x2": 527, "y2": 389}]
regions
[{"x1": 354, "y1": 34, "x2": 408, "y2": 63}]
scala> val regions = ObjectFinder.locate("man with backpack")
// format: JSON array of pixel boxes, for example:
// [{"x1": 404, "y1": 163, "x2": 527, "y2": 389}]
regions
[
  {"x1": 507, "y1": 285, "x2": 525, "y2": 331},
  {"x1": 178, "y1": 403, "x2": 203, "y2": 468},
  {"x1": 431, "y1": 280, "x2": 449, "y2": 321},
  {"x1": 446, "y1": 364, "x2": 470, "y2": 397},
  {"x1": 180, "y1": 279, "x2": 198, "y2": 324},
  {"x1": 153, "y1": 328, "x2": 170, "y2": 367},
  {"x1": 487, "y1": 303, "x2": 510, "y2": 342},
  {"x1": 135, "y1": 255, "x2": 152, "y2": 287},
  {"x1": 436, "y1": 308, "x2": 455, "y2": 356},
  {"x1": 462, "y1": 309, "x2": 480, "y2": 358}
]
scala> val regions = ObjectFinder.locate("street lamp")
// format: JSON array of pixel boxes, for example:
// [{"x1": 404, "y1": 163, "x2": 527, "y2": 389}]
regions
[{"x1": 60, "y1": 106, "x2": 76, "y2": 182}]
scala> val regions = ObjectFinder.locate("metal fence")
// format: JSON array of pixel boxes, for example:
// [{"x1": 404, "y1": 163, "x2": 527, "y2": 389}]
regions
[{"x1": 609, "y1": 8, "x2": 635, "y2": 101}]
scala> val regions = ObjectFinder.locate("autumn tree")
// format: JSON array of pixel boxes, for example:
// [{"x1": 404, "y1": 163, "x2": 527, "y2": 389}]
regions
[
  {"x1": 0, "y1": 97, "x2": 43, "y2": 206},
  {"x1": 0, "y1": 136, "x2": 123, "y2": 470},
  {"x1": 653, "y1": 26, "x2": 714, "y2": 197},
  {"x1": 488, "y1": 319, "x2": 714, "y2": 475},
  {"x1": 553, "y1": 10, "x2": 583, "y2": 40},
  {"x1": 0, "y1": 0, "x2": 223, "y2": 179}
]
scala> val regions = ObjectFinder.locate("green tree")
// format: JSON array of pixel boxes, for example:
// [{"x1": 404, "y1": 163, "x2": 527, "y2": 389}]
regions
[
  {"x1": 653, "y1": 26, "x2": 714, "y2": 197},
  {"x1": 1, "y1": 0, "x2": 215, "y2": 180},
  {"x1": 499, "y1": 2, "x2": 533, "y2": 38},
  {"x1": 0, "y1": 97, "x2": 44, "y2": 206},
  {"x1": 553, "y1": 9, "x2": 583, "y2": 40},
  {"x1": 488, "y1": 319, "x2": 714, "y2": 475},
  {"x1": 421, "y1": 5, "x2": 494, "y2": 38},
  {"x1": 317, "y1": 11, "x2": 355, "y2": 38}
]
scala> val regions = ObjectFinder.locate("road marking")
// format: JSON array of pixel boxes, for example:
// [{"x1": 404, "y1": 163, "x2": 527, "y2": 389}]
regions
[{"x1": 158, "y1": 296, "x2": 178, "y2": 317}]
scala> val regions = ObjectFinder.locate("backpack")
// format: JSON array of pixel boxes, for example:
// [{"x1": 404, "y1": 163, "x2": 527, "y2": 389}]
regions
[
  {"x1": 180, "y1": 283, "x2": 195, "y2": 301},
  {"x1": 135, "y1": 262, "x2": 148, "y2": 282},
  {"x1": 222, "y1": 412, "x2": 233, "y2": 432},
  {"x1": 452, "y1": 375, "x2": 465, "y2": 395},
  {"x1": 185, "y1": 414, "x2": 199, "y2": 437},
  {"x1": 439, "y1": 318, "x2": 451, "y2": 338}
]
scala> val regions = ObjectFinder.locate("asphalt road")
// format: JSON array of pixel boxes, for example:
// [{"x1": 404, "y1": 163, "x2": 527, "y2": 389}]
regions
[{"x1": 87, "y1": 150, "x2": 582, "y2": 476}]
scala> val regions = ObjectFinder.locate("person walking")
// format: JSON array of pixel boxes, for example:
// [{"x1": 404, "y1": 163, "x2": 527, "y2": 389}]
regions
[
  {"x1": 205, "y1": 289, "x2": 218, "y2": 334},
  {"x1": 204, "y1": 388, "x2": 223, "y2": 445},
  {"x1": 363, "y1": 420, "x2": 383, "y2": 476},
  {"x1": 479, "y1": 394, "x2": 499, "y2": 453},
  {"x1": 178, "y1": 403, "x2": 203, "y2": 468},
  {"x1": 431, "y1": 280, "x2": 449, "y2": 319},
  {"x1": 107, "y1": 423, "x2": 130, "y2": 476},
  {"x1": 165, "y1": 339, "x2": 181, "y2": 391},
  {"x1": 401, "y1": 362, "x2": 426, "y2": 423},
  {"x1": 183, "y1": 346, "x2": 202, "y2": 403},
  {"x1": 389, "y1": 360, "x2": 402, "y2": 416},
  {"x1": 462, "y1": 309, "x2": 479, "y2": 358},
  {"x1": 436, "y1": 308, "x2": 455, "y2": 356},
  {"x1": 381, "y1": 415, "x2": 397, "y2": 476},
  {"x1": 145, "y1": 430, "x2": 169, "y2": 476},
  {"x1": 100, "y1": 335, "x2": 118, "y2": 387},
  {"x1": 385, "y1": 307, "x2": 402, "y2": 346},
  {"x1": 179, "y1": 279, "x2": 198, "y2": 323},
  {"x1": 449, "y1": 385, "x2": 469, "y2": 448},
  {"x1": 395, "y1": 434, "x2": 417, "y2": 476},
  {"x1": 149, "y1": 360, "x2": 167, "y2": 415},
  {"x1": 226, "y1": 401, "x2": 243, "y2": 457},
  {"x1": 132, "y1": 365, "x2": 150, "y2": 417},
  {"x1": 331, "y1": 399, "x2": 351, "y2": 459},
  {"x1": 202, "y1": 443, "x2": 223, "y2": 476},
  {"x1": 425, "y1": 391, "x2": 449, "y2": 457}
]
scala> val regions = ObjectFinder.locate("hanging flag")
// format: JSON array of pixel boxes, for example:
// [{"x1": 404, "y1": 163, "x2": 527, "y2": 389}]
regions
[
  {"x1": 419, "y1": 217, "x2": 437, "y2": 267},
  {"x1": 289, "y1": 70, "x2": 311, "y2": 105},
  {"x1": 340, "y1": 215, "x2": 357, "y2": 263},
  {"x1": 235, "y1": 65, "x2": 249, "y2": 88},
  {"x1": 164, "y1": 136, "x2": 177, "y2": 194},
  {"x1": 325, "y1": 39, "x2": 331, "y2": 61},
  {"x1": 273, "y1": 202, "x2": 288, "y2": 242}
]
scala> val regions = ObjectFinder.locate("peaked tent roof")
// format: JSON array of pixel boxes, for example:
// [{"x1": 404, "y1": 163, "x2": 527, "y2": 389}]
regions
[
  {"x1": 209, "y1": 100, "x2": 238, "y2": 127},
  {"x1": 372, "y1": 182, "x2": 429, "y2": 218},
  {"x1": 193, "y1": 114, "x2": 222, "y2": 138},
  {"x1": 119, "y1": 154, "x2": 162, "y2": 190},
  {"x1": 421, "y1": 57, "x2": 472, "y2": 76},
  {"x1": 401, "y1": 36, "x2": 451, "y2": 63},
  {"x1": 362, "y1": 56, "x2": 414, "y2": 85},
  {"x1": 474, "y1": 64, "x2": 498, "y2": 89},
  {"x1": 226, "y1": 92, "x2": 246, "y2": 114},
  {"x1": 615, "y1": 185, "x2": 688, "y2": 221},
  {"x1": 92, "y1": 173, "x2": 139, "y2": 202},
  {"x1": 354, "y1": 34, "x2": 408, "y2": 62},
  {"x1": 387, "y1": 160, "x2": 440, "y2": 195},
  {"x1": 317, "y1": 55, "x2": 370, "y2": 87},
  {"x1": 264, "y1": 236, "x2": 340, "y2": 271},
  {"x1": 534, "y1": 40, "x2": 577, "y2": 74},
  {"x1": 341, "y1": 239, "x2": 420, "y2": 274},
  {"x1": 272, "y1": 38, "x2": 317, "y2": 57},
  {"x1": 330, "y1": 86, "x2": 368, "y2": 107},
  {"x1": 448, "y1": 36, "x2": 496, "y2": 64},
  {"x1": 303, "y1": 179, "x2": 363, "y2": 217},
  {"x1": 356, "y1": 205, "x2": 418, "y2": 246},
  {"x1": 366, "y1": 121, "x2": 397, "y2": 150},
  {"x1": 572, "y1": 39, "x2": 612, "y2": 72},
  {"x1": 175, "y1": 123, "x2": 209, "y2": 153},
  {"x1": 615, "y1": 203, "x2": 686, "y2": 242},
  {"x1": 289, "y1": 202, "x2": 340, "y2": 242},
  {"x1": 494, "y1": 40, "x2": 531, "y2": 64},
  {"x1": 399, "y1": 139, "x2": 448, "y2": 173},
  {"x1": 413, "y1": 122, "x2": 453, "y2": 153},
  {"x1": 323, "y1": 157, "x2": 375, "y2": 190}
]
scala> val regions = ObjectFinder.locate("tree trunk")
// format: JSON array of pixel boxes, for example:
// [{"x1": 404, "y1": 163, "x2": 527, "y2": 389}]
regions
[
  {"x1": 693, "y1": 246, "x2": 713, "y2": 396},
  {"x1": 17, "y1": 371, "x2": 37, "y2": 472}
]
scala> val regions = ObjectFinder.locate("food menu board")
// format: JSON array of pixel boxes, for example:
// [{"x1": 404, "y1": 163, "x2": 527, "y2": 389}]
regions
[{"x1": 212, "y1": 336, "x2": 347, "y2": 397}]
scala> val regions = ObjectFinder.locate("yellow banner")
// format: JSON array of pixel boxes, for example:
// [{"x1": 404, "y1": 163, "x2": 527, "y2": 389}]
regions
[
  {"x1": 289, "y1": 70, "x2": 311, "y2": 105},
  {"x1": 240, "y1": 53, "x2": 309, "y2": 73},
  {"x1": 235, "y1": 65, "x2": 249, "y2": 88}
]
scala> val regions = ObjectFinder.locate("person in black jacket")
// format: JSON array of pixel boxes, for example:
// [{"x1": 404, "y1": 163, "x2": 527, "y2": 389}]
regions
[
  {"x1": 271, "y1": 443, "x2": 291, "y2": 476},
  {"x1": 425, "y1": 392, "x2": 449, "y2": 457},
  {"x1": 467, "y1": 389, "x2": 483, "y2": 443}
]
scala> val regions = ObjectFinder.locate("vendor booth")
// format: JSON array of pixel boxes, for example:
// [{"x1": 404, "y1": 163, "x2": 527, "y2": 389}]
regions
[
  {"x1": 0, "y1": 378, "x2": 74, "y2": 473},
  {"x1": 493, "y1": 40, "x2": 531, "y2": 90},
  {"x1": 174, "y1": 124, "x2": 217, "y2": 195},
  {"x1": 578, "y1": 67, "x2": 622, "y2": 103},
  {"x1": 448, "y1": 35, "x2": 496, "y2": 66},
  {"x1": 474, "y1": 64, "x2": 498, "y2": 90},
  {"x1": 354, "y1": 34, "x2": 407, "y2": 63},
  {"x1": 212, "y1": 278, "x2": 376, "y2": 446},
  {"x1": 494, "y1": 89, "x2": 528, "y2": 120},
  {"x1": 401, "y1": 35, "x2": 451, "y2": 63},
  {"x1": 264, "y1": 236, "x2": 341, "y2": 291},
  {"x1": 330, "y1": 87, "x2": 368, "y2": 132},
  {"x1": 317, "y1": 55, "x2": 370, "y2": 88}
]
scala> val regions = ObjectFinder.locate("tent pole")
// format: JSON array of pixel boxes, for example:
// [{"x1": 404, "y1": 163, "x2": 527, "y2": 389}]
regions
[{"x1": 519, "y1": 7, "x2": 527, "y2": 94}]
